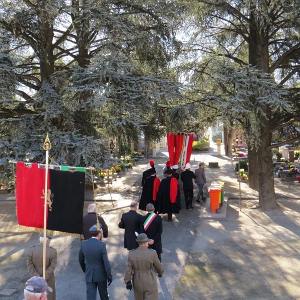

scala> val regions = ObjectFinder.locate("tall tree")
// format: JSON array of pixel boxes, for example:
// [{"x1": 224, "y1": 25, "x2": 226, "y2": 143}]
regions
[
  {"x1": 177, "y1": 0, "x2": 300, "y2": 209},
  {"x1": 0, "y1": 0, "x2": 181, "y2": 165}
]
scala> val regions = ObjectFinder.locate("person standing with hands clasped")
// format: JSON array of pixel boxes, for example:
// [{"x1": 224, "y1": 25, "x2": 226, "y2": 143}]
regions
[
  {"x1": 79, "y1": 225, "x2": 112, "y2": 300},
  {"x1": 124, "y1": 233, "x2": 163, "y2": 300}
]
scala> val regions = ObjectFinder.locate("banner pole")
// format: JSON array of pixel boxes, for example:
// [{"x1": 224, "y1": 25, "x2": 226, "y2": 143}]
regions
[{"x1": 42, "y1": 134, "x2": 51, "y2": 279}]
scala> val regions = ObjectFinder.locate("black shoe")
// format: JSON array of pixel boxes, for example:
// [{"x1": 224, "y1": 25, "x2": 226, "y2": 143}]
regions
[
  {"x1": 190, "y1": 206, "x2": 194, "y2": 209},
  {"x1": 196, "y1": 199, "x2": 201, "y2": 203}
]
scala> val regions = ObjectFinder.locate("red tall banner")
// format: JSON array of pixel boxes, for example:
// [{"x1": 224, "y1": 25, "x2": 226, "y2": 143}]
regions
[
  {"x1": 167, "y1": 133, "x2": 176, "y2": 166},
  {"x1": 167, "y1": 132, "x2": 194, "y2": 167},
  {"x1": 185, "y1": 134, "x2": 194, "y2": 164},
  {"x1": 173, "y1": 134, "x2": 184, "y2": 166}
]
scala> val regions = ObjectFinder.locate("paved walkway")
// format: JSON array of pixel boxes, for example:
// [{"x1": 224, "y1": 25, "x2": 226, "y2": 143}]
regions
[{"x1": 0, "y1": 147, "x2": 299, "y2": 299}]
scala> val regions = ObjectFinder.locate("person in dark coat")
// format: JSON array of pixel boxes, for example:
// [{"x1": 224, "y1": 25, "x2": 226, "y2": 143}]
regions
[
  {"x1": 156, "y1": 169, "x2": 180, "y2": 221},
  {"x1": 163, "y1": 160, "x2": 171, "y2": 177},
  {"x1": 195, "y1": 162, "x2": 207, "y2": 203},
  {"x1": 141, "y1": 160, "x2": 156, "y2": 186},
  {"x1": 171, "y1": 164, "x2": 180, "y2": 180},
  {"x1": 139, "y1": 172, "x2": 160, "y2": 211},
  {"x1": 118, "y1": 201, "x2": 143, "y2": 250},
  {"x1": 82, "y1": 203, "x2": 108, "y2": 239},
  {"x1": 79, "y1": 225, "x2": 112, "y2": 300},
  {"x1": 143, "y1": 203, "x2": 163, "y2": 261},
  {"x1": 180, "y1": 163, "x2": 196, "y2": 209}
]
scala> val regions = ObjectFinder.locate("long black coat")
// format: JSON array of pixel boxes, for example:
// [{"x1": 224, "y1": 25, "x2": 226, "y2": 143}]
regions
[
  {"x1": 141, "y1": 167, "x2": 156, "y2": 186},
  {"x1": 181, "y1": 169, "x2": 196, "y2": 190},
  {"x1": 82, "y1": 213, "x2": 108, "y2": 239},
  {"x1": 143, "y1": 213, "x2": 163, "y2": 254},
  {"x1": 119, "y1": 210, "x2": 143, "y2": 250},
  {"x1": 156, "y1": 176, "x2": 180, "y2": 214},
  {"x1": 139, "y1": 175, "x2": 157, "y2": 211}
]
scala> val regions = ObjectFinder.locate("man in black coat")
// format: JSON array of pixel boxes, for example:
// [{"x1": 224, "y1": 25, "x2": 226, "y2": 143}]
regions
[
  {"x1": 156, "y1": 169, "x2": 180, "y2": 221},
  {"x1": 82, "y1": 203, "x2": 108, "y2": 239},
  {"x1": 180, "y1": 163, "x2": 196, "y2": 209},
  {"x1": 139, "y1": 172, "x2": 160, "y2": 211},
  {"x1": 143, "y1": 203, "x2": 163, "y2": 261},
  {"x1": 79, "y1": 225, "x2": 112, "y2": 300},
  {"x1": 141, "y1": 160, "x2": 156, "y2": 186},
  {"x1": 118, "y1": 201, "x2": 143, "y2": 250}
]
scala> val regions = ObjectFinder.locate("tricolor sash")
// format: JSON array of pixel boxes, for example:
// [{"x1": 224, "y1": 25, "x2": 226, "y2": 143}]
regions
[{"x1": 144, "y1": 212, "x2": 157, "y2": 231}]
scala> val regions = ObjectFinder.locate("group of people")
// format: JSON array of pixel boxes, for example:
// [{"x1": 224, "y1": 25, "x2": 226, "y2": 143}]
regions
[
  {"x1": 139, "y1": 160, "x2": 207, "y2": 218},
  {"x1": 22, "y1": 160, "x2": 206, "y2": 300},
  {"x1": 23, "y1": 201, "x2": 163, "y2": 300}
]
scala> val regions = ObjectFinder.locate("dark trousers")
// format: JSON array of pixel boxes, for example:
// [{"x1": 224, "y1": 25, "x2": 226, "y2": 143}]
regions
[
  {"x1": 184, "y1": 188, "x2": 194, "y2": 208},
  {"x1": 86, "y1": 281, "x2": 109, "y2": 300},
  {"x1": 196, "y1": 183, "x2": 206, "y2": 202}
]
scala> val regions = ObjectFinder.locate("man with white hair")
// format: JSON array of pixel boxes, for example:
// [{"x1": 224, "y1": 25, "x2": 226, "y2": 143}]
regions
[
  {"x1": 180, "y1": 163, "x2": 196, "y2": 209},
  {"x1": 119, "y1": 201, "x2": 143, "y2": 250},
  {"x1": 26, "y1": 237, "x2": 57, "y2": 300},
  {"x1": 82, "y1": 203, "x2": 108, "y2": 239},
  {"x1": 24, "y1": 276, "x2": 50, "y2": 300}
]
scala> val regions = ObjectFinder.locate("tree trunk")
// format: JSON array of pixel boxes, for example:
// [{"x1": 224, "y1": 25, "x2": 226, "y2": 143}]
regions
[
  {"x1": 257, "y1": 124, "x2": 277, "y2": 209},
  {"x1": 247, "y1": 146, "x2": 259, "y2": 191},
  {"x1": 224, "y1": 125, "x2": 233, "y2": 157},
  {"x1": 246, "y1": 5, "x2": 276, "y2": 209}
]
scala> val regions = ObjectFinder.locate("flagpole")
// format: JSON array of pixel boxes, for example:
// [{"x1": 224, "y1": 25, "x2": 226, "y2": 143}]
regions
[{"x1": 42, "y1": 134, "x2": 51, "y2": 279}]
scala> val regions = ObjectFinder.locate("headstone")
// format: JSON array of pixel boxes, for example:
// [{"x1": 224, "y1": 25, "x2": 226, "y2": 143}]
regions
[{"x1": 208, "y1": 162, "x2": 219, "y2": 168}]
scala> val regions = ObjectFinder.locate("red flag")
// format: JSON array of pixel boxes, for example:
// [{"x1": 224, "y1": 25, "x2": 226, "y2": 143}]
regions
[
  {"x1": 174, "y1": 134, "x2": 184, "y2": 165},
  {"x1": 170, "y1": 177, "x2": 178, "y2": 204},
  {"x1": 152, "y1": 177, "x2": 161, "y2": 202},
  {"x1": 167, "y1": 133, "x2": 176, "y2": 166},
  {"x1": 16, "y1": 162, "x2": 48, "y2": 228},
  {"x1": 185, "y1": 134, "x2": 194, "y2": 163}
]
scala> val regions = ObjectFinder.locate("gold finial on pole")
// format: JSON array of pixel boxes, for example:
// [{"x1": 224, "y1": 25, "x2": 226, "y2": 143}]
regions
[
  {"x1": 43, "y1": 133, "x2": 52, "y2": 151},
  {"x1": 42, "y1": 133, "x2": 51, "y2": 279}
]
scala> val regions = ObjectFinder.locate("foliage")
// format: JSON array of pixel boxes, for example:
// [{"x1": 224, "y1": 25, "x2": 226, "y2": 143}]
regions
[
  {"x1": 0, "y1": 0, "x2": 182, "y2": 167},
  {"x1": 192, "y1": 138, "x2": 210, "y2": 151}
]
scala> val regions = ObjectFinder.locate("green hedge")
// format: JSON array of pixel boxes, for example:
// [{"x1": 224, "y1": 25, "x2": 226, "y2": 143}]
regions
[{"x1": 192, "y1": 139, "x2": 210, "y2": 151}]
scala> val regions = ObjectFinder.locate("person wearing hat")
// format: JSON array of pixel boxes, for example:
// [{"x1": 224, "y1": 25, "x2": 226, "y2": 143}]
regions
[
  {"x1": 79, "y1": 225, "x2": 112, "y2": 300},
  {"x1": 124, "y1": 233, "x2": 163, "y2": 300},
  {"x1": 119, "y1": 201, "x2": 143, "y2": 250},
  {"x1": 171, "y1": 164, "x2": 180, "y2": 180},
  {"x1": 26, "y1": 236, "x2": 57, "y2": 300},
  {"x1": 156, "y1": 168, "x2": 180, "y2": 221},
  {"x1": 139, "y1": 170, "x2": 160, "y2": 211},
  {"x1": 195, "y1": 162, "x2": 207, "y2": 203},
  {"x1": 163, "y1": 160, "x2": 171, "y2": 177},
  {"x1": 143, "y1": 203, "x2": 163, "y2": 261},
  {"x1": 141, "y1": 160, "x2": 156, "y2": 187},
  {"x1": 24, "y1": 276, "x2": 51, "y2": 300},
  {"x1": 82, "y1": 203, "x2": 108, "y2": 240},
  {"x1": 180, "y1": 163, "x2": 196, "y2": 209}
]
